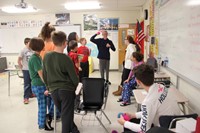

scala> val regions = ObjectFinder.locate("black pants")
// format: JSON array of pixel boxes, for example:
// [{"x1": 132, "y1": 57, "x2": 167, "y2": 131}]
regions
[
  {"x1": 121, "y1": 68, "x2": 131, "y2": 86},
  {"x1": 124, "y1": 118, "x2": 141, "y2": 133},
  {"x1": 79, "y1": 61, "x2": 89, "y2": 82},
  {"x1": 51, "y1": 89, "x2": 79, "y2": 133}
]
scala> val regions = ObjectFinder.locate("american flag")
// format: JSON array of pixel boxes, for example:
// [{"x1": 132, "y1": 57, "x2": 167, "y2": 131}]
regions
[{"x1": 135, "y1": 20, "x2": 145, "y2": 44}]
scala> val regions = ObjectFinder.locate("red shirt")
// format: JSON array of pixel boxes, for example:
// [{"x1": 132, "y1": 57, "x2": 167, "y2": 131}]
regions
[
  {"x1": 68, "y1": 51, "x2": 79, "y2": 75},
  {"x1": 77, "y1": 46, "x2": 90, "y2": 63}
]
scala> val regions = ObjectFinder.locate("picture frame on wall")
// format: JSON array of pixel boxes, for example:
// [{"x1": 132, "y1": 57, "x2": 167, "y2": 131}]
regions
[
  {"x1": 127, "y1": 29, "x2": 134, "y2": 36},
  {"x1": 55, "y1": 13, "x2": 70, "y2": 25},
  {"x1": 99, "y1": 18, "x2": 119, "y2": 30},
  {"x1": 83, "y1": 14, "x2": 98, "y2": 30}
]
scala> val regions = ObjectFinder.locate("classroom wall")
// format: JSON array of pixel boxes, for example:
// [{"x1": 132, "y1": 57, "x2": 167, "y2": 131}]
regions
[
  {"x1": 0, "y1": 10, "x2": 141, "y2": 70},
  {"x1": 161, "y1": 67, "x2": 200, "y2": 115},
  {"x1": 143, "y1": 0, "x2": 200, "y2": 115}
]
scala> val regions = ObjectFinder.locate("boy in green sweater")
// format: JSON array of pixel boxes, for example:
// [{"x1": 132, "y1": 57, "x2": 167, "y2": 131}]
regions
[
  {"x1": 28, "y1": 37, "x2": 53, "y2": 131},
  {"x1": 43, "y1": 31, "x2": 79, "y2": 133}
]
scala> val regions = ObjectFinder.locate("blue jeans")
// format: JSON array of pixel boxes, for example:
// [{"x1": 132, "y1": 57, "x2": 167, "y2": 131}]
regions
[{"x1": 22, "y1": 70, "x2": 32, "y2": 99}]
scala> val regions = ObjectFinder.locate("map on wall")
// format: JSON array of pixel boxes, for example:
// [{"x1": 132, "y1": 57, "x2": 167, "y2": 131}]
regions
[{"x1": 86, "y1": 43, "x2": 98, "y2": 57}]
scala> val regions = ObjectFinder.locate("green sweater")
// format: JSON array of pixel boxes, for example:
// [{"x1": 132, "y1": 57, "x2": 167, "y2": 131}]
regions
[
  {"x1": 28, "y1": 54, "x2": 45, "y2": 86},
  {"x1": 43, "y1": 52, "x2": 79, "y2": 92}
]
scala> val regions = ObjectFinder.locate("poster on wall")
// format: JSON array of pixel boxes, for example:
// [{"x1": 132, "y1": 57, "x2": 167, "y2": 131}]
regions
[
  {"x1": 127, "y1": 29, "x2": 134, "y2": 36},
  {"x1": 55, "y1": 13, "x2": 70, "y2": 25},
  {"x1": 0, "y1": 20, "x2": 43, "y2": 28},
  {"x1": 99, "y1": 18, "x2": 119, "y2": 30},
  {"x1": 83, "y1": 14, "x2": 98, "y2": 31}
]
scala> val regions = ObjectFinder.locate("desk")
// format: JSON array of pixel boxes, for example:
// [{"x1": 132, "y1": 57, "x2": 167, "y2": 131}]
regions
[
  {"x1": 155, "y1": 72, "x2": 170, "y2": 79},
  {"x1": 154, "y1": 72, "x2": 171, "y2": 87},
  {"x1": 133, "y1": 88, "x2": 189, "y2": 114},
  {"x1": 5, "y1": 68, "x2": 21, "y2": 96}
]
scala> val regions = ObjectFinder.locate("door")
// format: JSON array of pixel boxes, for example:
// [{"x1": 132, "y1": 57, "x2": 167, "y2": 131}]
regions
[{"x1": 118, "y1": 24, "x2": 136, "y2": 71}]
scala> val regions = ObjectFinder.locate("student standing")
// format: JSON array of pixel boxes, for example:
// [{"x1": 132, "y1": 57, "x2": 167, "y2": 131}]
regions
[
  {"x1": 43, "y1": 31, "x2": 80, "y2": 133},
  {"x1": 117, "y1": 64, "x2": 180, "y2": 133},
  {"x1": 28, "y1": 37, "x2": 53, "y2": 131},
  {"x1": 113, "y1": 35, "x2": 136, "y2": 96},
  {"x1": 68, "y1": 40, "x2": 81, "y2": 75},
  {"x1": 90, "y1": 30, "x2": 116, "y2": 84},
  {"x1": 18, "y1": 38, "x2": 34, "y2": 104},
  {"x1": 68, "y1": 40, "x2": 82, "y2": 111},
  {"x1": 39, "y1": 22, "x2": 59, "y2": 119},
  {"x1": 40, "y1": 22, "x2": 56, "y2": 59},
  {"x1": 77, "y1": 38, "x2": 90, "y2": 82},
  {"x1": 66, "y1": 32, "x2": 79, "y2": 54}
]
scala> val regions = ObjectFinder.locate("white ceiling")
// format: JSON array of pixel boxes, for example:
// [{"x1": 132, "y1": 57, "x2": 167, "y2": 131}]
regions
[{"x1": 0, "y1": 0, "x2": 146, "y2": 15}]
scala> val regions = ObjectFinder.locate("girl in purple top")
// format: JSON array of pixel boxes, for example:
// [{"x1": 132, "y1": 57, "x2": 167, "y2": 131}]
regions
[{"x1": 118, "y1": 52, "x2": 144, "y2": 106}]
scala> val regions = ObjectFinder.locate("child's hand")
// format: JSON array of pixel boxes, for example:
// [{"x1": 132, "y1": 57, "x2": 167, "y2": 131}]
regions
[
  {"x1": 79, "y1": 67, "x2": 82, "y2": 71},
  {"x1": 44, "y1": 90, "x2": 49, "y2": 96},
  {"x1": 124, "y1": 113, "x2": 135, "y2": 119},
  {"x1": 19, "y1": 64, "x2": 23, "y2": 69},
  {"x1": 124, "y1": 79, "x2": 129, "y2": 83},
  {"x1": 117, "y1": 115, "x2": 126, "y2": 125}
]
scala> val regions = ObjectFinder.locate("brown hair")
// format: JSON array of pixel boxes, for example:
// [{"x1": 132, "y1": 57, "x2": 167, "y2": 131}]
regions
[
  {"x1": 132, "y1": 52, "x2": 144, "y2": 62},
  {"x1": 24, "y1": 38, "x2": 31, "y2": 45},
  {"x1": 40, "y1": 22, "x2": 56, "y2": 41},
  {"x1": 29, "y1": 37, "x2": 45, "y2": 52},
  {"x1": 80, "y1": 38, "x2": 86, "y2": 43},
  {"x1": 68, "y1": 40, "x2": 78, "y2": 50},
  {"x1": 51, "y1": 31, "x2": 66, "y2": 46},
  {"x1": 134, "y1": 64, "x2": 154, "y2": 86},
  {"x1": 127, "y1": 35, "x2": 135, "y2": 44}
]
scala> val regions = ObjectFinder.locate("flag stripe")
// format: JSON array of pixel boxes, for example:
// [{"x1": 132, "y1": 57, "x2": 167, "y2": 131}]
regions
[{"x1": 136, "y1": 20, "x2": 145, "y2": 45}]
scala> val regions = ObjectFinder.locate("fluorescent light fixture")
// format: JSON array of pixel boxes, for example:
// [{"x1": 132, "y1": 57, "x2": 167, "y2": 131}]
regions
[
  {"x1": 187, "y1": 0, "x2": 200, "y2": 6},
  {"x1": 65, "y1": 1, "x2": 101, "y2": 10},
  {"x1": 2, "y1": 6, "x2": 38, "y2": 13}
]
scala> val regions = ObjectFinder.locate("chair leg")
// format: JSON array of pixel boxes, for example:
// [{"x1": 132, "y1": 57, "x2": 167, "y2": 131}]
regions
[
  {"x1": 94, "y1": 113, "x2": 109, "y2": 133},
  {"x1": 101, "y1": 110, "x2": 111, "y2": 124}
]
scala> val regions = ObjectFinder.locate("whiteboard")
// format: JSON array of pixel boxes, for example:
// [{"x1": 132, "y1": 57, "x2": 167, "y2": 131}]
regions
[
  {"x1": 0, "y1": 25, "x2": 81, "y2": 53},
  {"x1": 159, "y1": 0, "x2": 200, "y2": 85}
]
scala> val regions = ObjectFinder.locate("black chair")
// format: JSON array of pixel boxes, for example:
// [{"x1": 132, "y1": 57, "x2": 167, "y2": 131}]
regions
[
  {"x1": 79, "y1": 77, "x2": 111, "y2": 133},
  {"x1": 146, "y1": 127, "x2": 175, "y2": 133},
  {"x1": 159, "y1": 113, "x2": 198, "y2": 129}
]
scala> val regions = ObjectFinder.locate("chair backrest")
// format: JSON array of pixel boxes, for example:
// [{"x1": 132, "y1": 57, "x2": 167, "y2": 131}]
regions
[
  {"x1": 82, "y1": 77, "x2": 105, "y2": 107},
  {"x1": 159, "y1": 113, "x2": 198, "y2": 129},
  {"x1": 0, "y1": 57, "x2": 7, "y2": 72},
  {"x1": 146, "y1": 126, "x2": 174, "y2": 133}
]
